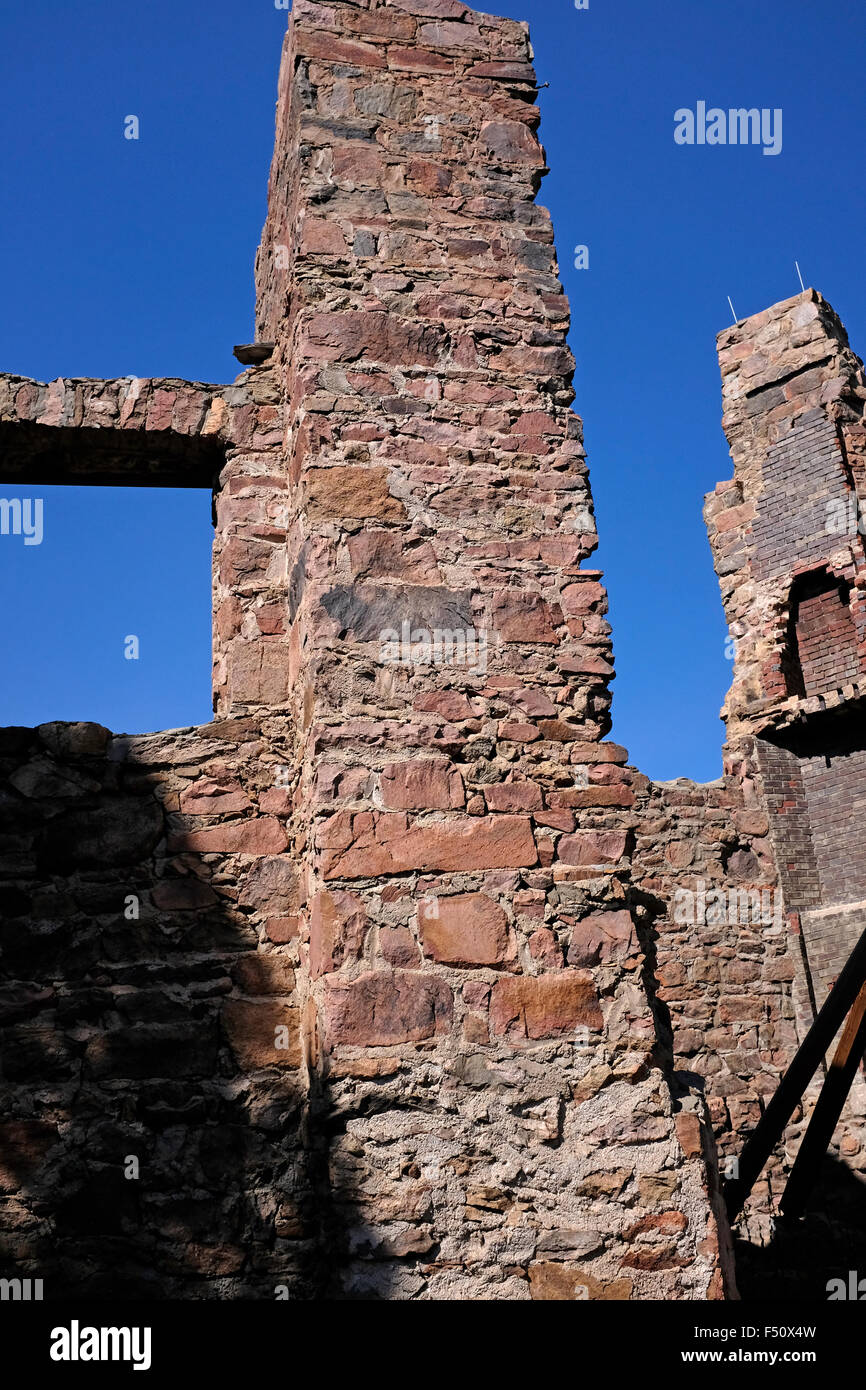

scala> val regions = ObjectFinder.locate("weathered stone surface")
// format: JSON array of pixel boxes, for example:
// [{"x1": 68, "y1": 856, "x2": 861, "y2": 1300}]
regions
[
  {"x1": 480, "y1": 120, "x2": 544, "y2": 166},
  {"x1": 420, "y1": 892, "x2": 516, "y2": 968},
  {"x1": 491, "y1": 591, "x2": 561, "y2": 644},
  {"x1": 306, "y1": 466, "x2": 406, "y2": 521},
  {"x1": 238, "y1": 856, "x2": 300, "y2": 915},
  {"x1": 319, "y1": 812, "x2": 538, "y2": 878},
  {"x1": 558, "y1": 830, "x2": 629, "y2": 867},
  {"x1": 169, "y1": 817, "x2": 287, "y2": 855},
  {"x1": 179, "y1": 777, "x2": 251, "y2": 815},
  {"x1": 381, "y1": 759, "x2": 464, "y2": 811},
  {"x1": 567, "y1": 910, "x2": 637, "y2": 968},
  {"x1": 222, "y1": 1000, "x2": 301, "y2": 1068},
  {"x1": 529, "y1": 1263, "x2": 633, "y2": 1301},
  {"x1": 309, "y1": 888, "x2": 367, "y2": 978},
  {"x1": 490, "y1": 973, "x2": 602, "y2": 1038},
  {"x1": 322, "y1": 970, "x2": 453, "y2": 1046},
  {"x1": 321, "y1": 583, "x2": 472, "y2": 641}
]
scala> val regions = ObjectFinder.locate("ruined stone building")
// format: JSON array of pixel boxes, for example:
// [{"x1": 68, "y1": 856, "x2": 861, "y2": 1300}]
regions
[{"x1": 0, "y1": 0, "x2": 864, "y2": 1301}]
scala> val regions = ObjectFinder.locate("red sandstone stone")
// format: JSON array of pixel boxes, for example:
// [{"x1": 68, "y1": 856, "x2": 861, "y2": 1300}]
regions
[
  {"x1": 380, "y1": 925, "x2": 420, "y2": 967},
  {"x1": 169, "y1": 818, "x2": 287, "y2": 855},
  {"x1": 420, "y1": 892, "x2": 516, "y2": 968},
  {"x1": 302, "y1": 311, "x2": 443, "y2": 367},
  {"x1": 306, "y1": 465, "x2": 406, "y2": 521},
  {"x1": 222, "y1": 1000, "x2": 300, "y2": 1068},
  {"x1": 390, "y1": 0, "x2": 467, "y2": 16},
  {"x1": 480, "y1": 119, "x2": 544, "y2": 166},
  {"x1": 561, "y1": 581, "x2": 606, "y2": 615},
  {"x1": 332, "y1": 144, "x2": 385, "y2": 188},
  {"x1": 535, "y1": 810, "x2": 576, "y2": 832},
  {"x1": 484, "y1": 780, "x2": 543, "y2": 812},
  {"x1": 301, "y1": 217, "x2": 348, "y2": 256},
  {"x1": 529, "y1": 1263, "x2": 633, "y2": 1301},
  {"x1": 381, "y1": 759, "x2": 464, "y2": 811},
  {"x1": 498, "y1": 720, "x2": 541, "y2": 742},
  {"x1": 492, "y1": 591, "x2": 561, "y2": 644},
  {"x1": 567, "y1": 911, "x2": 636, "y2": 968},
  {"x1": 266, "y1": 916, "x2": 299, "y2": 944},
  {"x1": 529, "y1": 928, "x2": 563, "y2": 968},
  {"x1": 259, "y1": 787, "x2": 293, "y2": 815},
  {"x1": 538, "y1": 720, "x2": 583, "y2": 743},
  {"x1": 232, "y1": 955, "x2": 296, "y2": 996},
  {"x1": 348, "y1": 529, "x2": 440, "y2": 583},
  {"x1": 675, "y1": 1112, "x2": 704, "y2": 1159},
  {"x1": 414, "y1": 690, "x2": 479, "y2": 720},
  {"x1": 418, "y1": 19, "x2": 485, "y2": 49},
  {"x1": 559, "y1": 786, "x2": 635, "y2": 808},
  {"x1": 320, "y1": 812, "x2": 538, "y2": 878},
  {"x1": 179, "y1": 778, "x2": 251, "y2": 815},
  {"x1": 228, "y1": 640, "x2": 291, "y2": 706},
  {"x1": 309, "y1": 889, "x2": 367, "y2": 979},
  {"x1": 567, "y1": 742, "x2": 629, "y2": 764},
  {"x1": 387, "y1": 45, "x2": 453, "y2": 72},
  {"x1": 322, "y1": 971, "x2": 453, "y2": 1046},
  {"x1": 342, "y1": 6, "x2": 417, "y2": 38},
  {"x1": 490, "y1": 973, "x2": 602, "y2": 1039},
  {"x1": 295, "y1": 32, "x2": 386, "y2": 68},
  {"x1": 407, "y1": 159, "x2": 453, "y2": 196},
  {"x1": 255, "y1": 603, "x2": 286, "y2": 635},
  {"x1": 557, "y1": 831, "x2": 629, "y2": 867},
  {"x1": 470, "y1": 60, "x2": 536, "y2": 80}
]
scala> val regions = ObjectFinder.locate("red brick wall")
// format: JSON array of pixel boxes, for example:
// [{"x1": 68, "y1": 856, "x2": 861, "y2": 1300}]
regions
[{"x1": 793, "y1": 576, "x2": 860, "y2": 696}]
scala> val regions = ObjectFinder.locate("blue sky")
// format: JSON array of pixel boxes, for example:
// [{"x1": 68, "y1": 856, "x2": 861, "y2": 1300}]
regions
[{"x1": 0, "y1": 0, "x2": 864, "y2": 779}]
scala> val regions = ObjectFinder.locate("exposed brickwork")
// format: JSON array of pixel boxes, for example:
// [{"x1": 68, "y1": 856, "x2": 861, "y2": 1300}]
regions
[
  {"x1": 755, "y1": 739, "x2": 821, "y2": 915},
  {"x1": 793, "y1": 574, "x2": 860, "y2": 696},
  {"x1": 704, "y1": 290, "x2": 866, "y2": 1294},
  {"x1": 751, "y1": 415, "x2": 849, "y2": 586},
  {"x1": 797, "y1": 745, "x2": 866, "y2": 907}
]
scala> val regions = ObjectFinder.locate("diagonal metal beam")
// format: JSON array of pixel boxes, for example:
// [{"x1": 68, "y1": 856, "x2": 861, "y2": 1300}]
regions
[
  {"x1": 780, "y1": 980, "x2": 866, "y2": 1220},
  {"x1": 724, "y1": 924, "x2": 866, "y2": 1220}
]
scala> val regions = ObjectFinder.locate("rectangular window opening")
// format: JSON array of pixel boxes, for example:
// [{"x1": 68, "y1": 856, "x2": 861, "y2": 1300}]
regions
[{"x1": 0, "y1": 484, "x2": 214, "y2": 734}]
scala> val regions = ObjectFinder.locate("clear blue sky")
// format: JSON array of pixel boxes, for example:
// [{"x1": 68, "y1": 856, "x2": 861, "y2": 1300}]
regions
[{"x1": 1, "y1": 0, "x2": 864, "y2": 780}]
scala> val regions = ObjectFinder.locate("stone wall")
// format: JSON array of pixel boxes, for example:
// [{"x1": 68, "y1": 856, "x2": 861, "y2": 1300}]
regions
[
  {"x1": 0, "y1": 718, "x2": 310, "y2": 1299},
  {"x1": 2, "y1": 0, "x2": 866, "y2": 1303},
  {"x1": 0, "y1": 0, "x2": 735, "y2": 1302},
  {"x1": 260, "y1": 0, "x2": 729, "y2": 1301}
]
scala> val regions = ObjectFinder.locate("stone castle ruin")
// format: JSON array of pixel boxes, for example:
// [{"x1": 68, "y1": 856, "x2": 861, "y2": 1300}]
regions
[{"x1": 1, "y1": 0, "x2": 864, "y2": 1300}]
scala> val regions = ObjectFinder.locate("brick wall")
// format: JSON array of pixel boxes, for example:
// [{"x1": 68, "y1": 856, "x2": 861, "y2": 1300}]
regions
[
  {"x1": 751, "y1": 414, "x2": 850, "y2": 586},
  {"x1": 792, "y1": 575, "x2": 860, "y2": 696}
]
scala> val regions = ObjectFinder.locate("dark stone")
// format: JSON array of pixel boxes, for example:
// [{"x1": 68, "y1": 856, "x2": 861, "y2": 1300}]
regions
[
  {"x1": 39, "y1": 796, "x2": 164, "y2": 871},
  {"x1": 232, "y1": 343, "x2": 276, "y2": 366},
  {"x1": 321, "y1": 583, "x2": 473, "y2": 641}
]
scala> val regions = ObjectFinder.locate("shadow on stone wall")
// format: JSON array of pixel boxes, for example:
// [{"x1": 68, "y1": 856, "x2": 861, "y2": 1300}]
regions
[
  {"x1": 733, "y1": 1156, "x2": 866, "y2": 1301},
  {"x1": 0, "y1": 721, "x2": 328, "y2": 1300}
]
